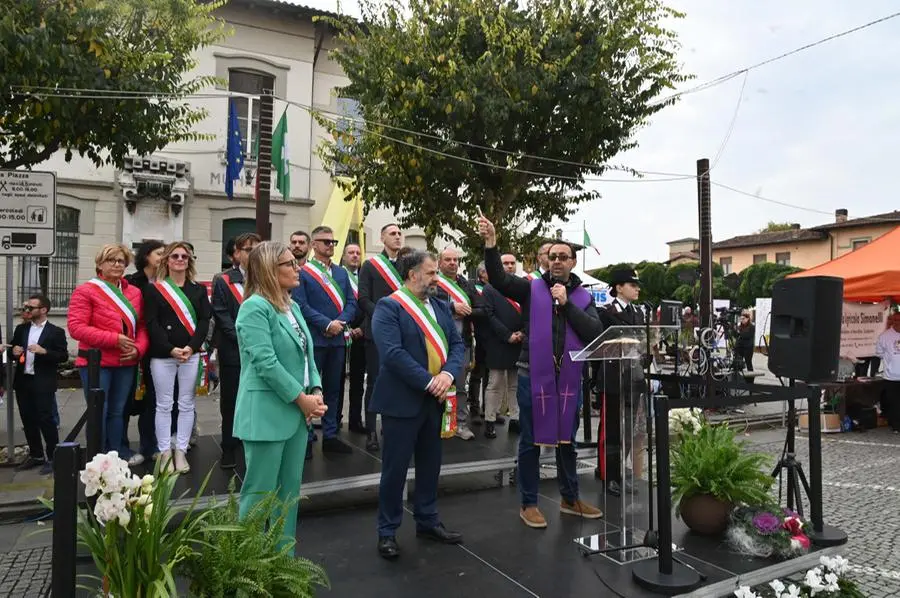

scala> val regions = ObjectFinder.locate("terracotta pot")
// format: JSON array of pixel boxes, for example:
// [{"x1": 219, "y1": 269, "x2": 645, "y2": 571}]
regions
[{"x1": 678, "y1": 494, "x2": 732, "y2": 536}]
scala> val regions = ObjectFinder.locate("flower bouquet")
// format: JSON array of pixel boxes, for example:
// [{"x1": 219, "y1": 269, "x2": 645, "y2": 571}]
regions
[
  {"x1": 668, "y1": 407, "x2": 704, "y2": 436},
  {"x1": 726, "y1": 506, "x2": 811, "y2": 560},
  {"x1": 43, "y1": 451, "x2": 214, "y2": 597},
  {"x1": 734, "y1": 555, "x2": 866, "y2": 598}
]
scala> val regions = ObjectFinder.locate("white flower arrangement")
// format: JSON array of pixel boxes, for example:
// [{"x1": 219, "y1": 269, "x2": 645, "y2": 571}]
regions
[
  {"x1": 80, "y1": 451, "x2": 154, "y2": 527},
  {"x1": 668, "y1": 407, "x2": 703, "y2": 436},
  {"x1": 733, "y1": 555, "x2": 861, "y2": 598}
]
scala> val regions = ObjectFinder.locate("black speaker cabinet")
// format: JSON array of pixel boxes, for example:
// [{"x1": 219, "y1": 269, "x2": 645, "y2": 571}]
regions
[{"x1": 768, "y1": 276, "x2": 843, "y2": 382}]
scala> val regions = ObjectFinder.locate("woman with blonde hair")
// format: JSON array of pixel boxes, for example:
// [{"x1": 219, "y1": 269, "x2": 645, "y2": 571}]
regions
[
  {"x1": 142, "y1": 241, "x2": 211, "y2": 472},
  {"x1": 234, "y1": 241, "x2": 326, "y2": 552},
  {"x1": 68, "y1": 243, "x2": 150, "y2": 463}
]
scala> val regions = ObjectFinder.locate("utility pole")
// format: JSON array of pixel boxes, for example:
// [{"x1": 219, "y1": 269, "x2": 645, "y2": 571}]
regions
[
  {"x1": 255, "y1": 91, "x2": 274, "y2": 240},
  {"x1": 696, "y1": 158, "x2": 714, "y2": 397}
]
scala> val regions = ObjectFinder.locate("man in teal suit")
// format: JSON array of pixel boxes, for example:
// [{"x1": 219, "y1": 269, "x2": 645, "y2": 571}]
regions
[
  {"x1": 371, "y1": 250, "x2": 466, "y2": 560},
  {"x1": 234, "y1": 246, "x2": 326, "y2": 552}
]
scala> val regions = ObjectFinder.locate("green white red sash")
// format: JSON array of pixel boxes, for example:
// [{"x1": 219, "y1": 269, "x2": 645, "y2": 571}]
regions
[
  {"x1": 303, "y1": 259, "x2": 345, "y2": 312},
  {"x1": 437, "y1": 273, "x2": 470, "y2": 307},
  {"x1": 369, "y1": 254, "x2": 402, "y2": 291},
  {"x1": 474, "y1": 284, "x2": 484, "y2": 295},
  {"x1": 222, "y1": 273, "x2": 244, "y2": 303},
  {"x1": 506, "y1": 298, "x2": 522, "y2": 314},
  {"x1": 87, "y1": 278, "x2": 137, "y2": 337},
  {"x1": 525, "y1": 272, "x2": 538, "y2": 281},
  {"x1": 441, "y1": 388, "x2": 458, "y2": 438},
  {"x1": 344, "y1": 267, "x2": 359, "y2": 299},
  {"x1": 390, "y1": 287, "x2": 448, "y2": 372},
  {"x1": 154, "y1": 278, "x2": 197, "y2": 335}
]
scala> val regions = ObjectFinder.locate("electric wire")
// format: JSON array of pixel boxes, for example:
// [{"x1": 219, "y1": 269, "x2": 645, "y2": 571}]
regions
[{"x1": 710, "y1": 72, "x2": 749, "y2": 169}]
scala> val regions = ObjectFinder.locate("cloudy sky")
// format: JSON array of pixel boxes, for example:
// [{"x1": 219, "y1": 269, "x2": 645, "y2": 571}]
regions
[{"x1": 301, "y1": 0, "x2": 900, "y2": 268}]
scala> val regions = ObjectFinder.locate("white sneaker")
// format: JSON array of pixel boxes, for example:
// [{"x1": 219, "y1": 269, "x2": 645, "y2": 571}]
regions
[
  {"x1": 159, "y1": 450, "x2": 175, "y2": 474},
  {"x1": 174, "y1": 449, "x2": 190, "y2": 473},
  {"x1": 128, "y1": 454, "x2": 145, "y2": 466},
  {"x1": 456, "y1": 426, "x2": 475, "y2": 440}
]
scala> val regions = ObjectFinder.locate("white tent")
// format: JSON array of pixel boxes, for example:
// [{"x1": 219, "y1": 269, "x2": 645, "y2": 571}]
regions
[{"x1": 575, "y1": 268, "x2": 605, "y2": 288}]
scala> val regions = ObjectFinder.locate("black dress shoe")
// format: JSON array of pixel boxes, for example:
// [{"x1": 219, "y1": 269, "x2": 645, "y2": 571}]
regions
[
  {"x1": 416, "y1": 524, "x2": 462, "y2": 544},
  {"x1": 484, "y1": 422, "x2": 496, "y2": 439},
  {"x1": 508, "y1": 419, "x2": 520, "y2": 434},
  {"x1": 366, "y1": 433, "x2": 380, "y2": 452},
  {"x1": 606, "y1": 480, "x2": 622, "y2": 497},
  {"x1": 220, "y1": 448, "x2": 236, "y2": 470},
  {"x1": 378, "y1": 536, "x2": 400, "y2": 559},
  {"x1": 16, "y1": 457, "x2": 46, "y2": 471},
  {"x1": 349, "y1": 422, "x2": 369, "y2": 435},
  {"x1": 322, "y1": 438, "x2": 353, "y2": 454}
]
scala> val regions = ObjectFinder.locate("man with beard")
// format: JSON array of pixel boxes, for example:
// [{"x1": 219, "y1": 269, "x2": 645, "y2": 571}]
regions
[
  {"x1": 339, "y1": 242, "x2": 368, "y2": 434},
  {"x1": 432, "y1": 248, "x2": 484, "y2": 440},
  {"x1": 525, "y1": 242, "x2": 551, "y2": 280},
  {"x1": 479, "y1": 216, "x2": 604, "y2": 528},
  {"x1": 289, "y1": 230, "x2": 310, "y2": 266},
  {"x1": 358, "y1": 223, "x2": 404, "y2": 451}
]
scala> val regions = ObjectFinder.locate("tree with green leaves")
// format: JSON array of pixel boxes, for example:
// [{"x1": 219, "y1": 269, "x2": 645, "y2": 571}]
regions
[
  {"x1": 317, "y1": 0, "x2": 690, "y2": 254},
  {"x1": 736, "y1": 262, "x2": 802, "y2": 307},
  {"x1": 758, "y1": 221, "x2": 795, "y2": 233},
  {"x1": 1, "y1": 0, "x2": 226, "y2": 170}
]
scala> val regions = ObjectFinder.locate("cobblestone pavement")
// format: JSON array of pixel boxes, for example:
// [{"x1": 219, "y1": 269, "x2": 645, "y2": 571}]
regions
[
  {"x1": 0, "y1": 546, "x2": 52, "y2": 597},
  {"x1": 752, "y1": 427, "x2": 900, "y2": 598}
]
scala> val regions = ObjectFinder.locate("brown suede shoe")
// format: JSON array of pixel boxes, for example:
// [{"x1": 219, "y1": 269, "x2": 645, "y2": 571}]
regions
[
  {"x1": 560, "y1": 499, "x2": 603, "y2": 519},
  {"x1": 520, "y1": 506, "x2": 548, "y2": 529}
]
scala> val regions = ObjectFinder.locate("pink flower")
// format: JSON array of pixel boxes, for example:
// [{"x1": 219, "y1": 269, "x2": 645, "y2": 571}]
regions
[
  {"x1": 783, "y1": 516, "x2": 803, "y2": 535},
  {"x1": 792, "y1": 534, "x2": 810, "y2": 550}
]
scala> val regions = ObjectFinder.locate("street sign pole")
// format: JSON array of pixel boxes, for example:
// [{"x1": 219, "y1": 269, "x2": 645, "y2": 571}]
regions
[{"x1": 0, "y1": 169, "x2": 57, "y2": 464}]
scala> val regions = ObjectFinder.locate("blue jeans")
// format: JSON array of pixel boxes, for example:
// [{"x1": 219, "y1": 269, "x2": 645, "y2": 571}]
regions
[
  {"x1": 80, "y1": 366, "x2": 137, "y2": 457},
  {"x1": 516, "y1": 373, "x2": 580, "y2": 507}
]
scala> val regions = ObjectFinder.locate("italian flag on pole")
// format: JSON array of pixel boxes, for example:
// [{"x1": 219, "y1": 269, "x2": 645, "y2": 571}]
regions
[
  {"x1": 583, "y1": 229, "x2": 601, "y2": 255},
  {"x1": 272, "y1": 109, "x2": 290, "y2": 200}
]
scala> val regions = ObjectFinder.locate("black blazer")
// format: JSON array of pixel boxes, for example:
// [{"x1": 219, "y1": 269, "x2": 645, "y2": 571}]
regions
[
  {"x1": 143, "y1": 280, "x2": 211, "y2": 359},
  {"x1": 481, "y1": 284, "x2": 524, "y2": 370},
  {"x1": 432, "y1": 274, "x2": 486, "y2": 348},
  {"x1": 211, "y1": 267, "x2": 243, "y2": 366},
  {"x1": 358, "y1": 251, "x2": 401, "y2": 340},
  {"x1": 11, "y1": 321, "x2": 69, "y2": 393}
]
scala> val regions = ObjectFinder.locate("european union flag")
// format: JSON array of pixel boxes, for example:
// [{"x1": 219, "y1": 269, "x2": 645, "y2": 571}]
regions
[{"x1": 225, "y1": 99, "x2": 245, "y2": 200}]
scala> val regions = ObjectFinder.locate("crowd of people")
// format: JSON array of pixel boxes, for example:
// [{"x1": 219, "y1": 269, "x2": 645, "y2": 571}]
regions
[{"x1": 2, "y1": 216, "x2": 657, "y2": 559}]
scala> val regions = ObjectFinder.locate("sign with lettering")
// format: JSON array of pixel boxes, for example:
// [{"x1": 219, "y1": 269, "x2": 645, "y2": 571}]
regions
[
  {"x1": 0, "y1": 170, "x2": 57, "y2": 256},
  {"x1": 840, "y1": 301, "x2": 889, "y2": 359}
]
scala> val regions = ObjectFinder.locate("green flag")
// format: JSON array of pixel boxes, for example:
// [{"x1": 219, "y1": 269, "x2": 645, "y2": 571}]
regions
[
  {"x1": 272, "y1": 109, "x2": 290, "y2": 199},
  {"x1": 583, "y1": 229, "x2": 600, "y2": 255}
]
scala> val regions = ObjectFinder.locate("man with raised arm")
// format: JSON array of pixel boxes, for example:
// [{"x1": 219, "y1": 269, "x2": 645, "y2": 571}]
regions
[{"x1": 479, "y1": 215, "x2": 604, "y2": 529}]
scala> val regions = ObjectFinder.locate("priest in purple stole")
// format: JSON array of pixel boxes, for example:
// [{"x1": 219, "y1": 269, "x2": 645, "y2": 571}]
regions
[{"x1": 479, "y1": 216, "x2": 605, "y2": 529}]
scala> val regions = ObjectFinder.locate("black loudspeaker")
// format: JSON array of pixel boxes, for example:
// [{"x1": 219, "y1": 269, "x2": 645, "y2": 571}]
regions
[
  {"x1": 659, "y1": 300, "x2": 683, "y2": 326},
  {"x1": 768, "y1": 276, "x2": 844, "y2": 382}
]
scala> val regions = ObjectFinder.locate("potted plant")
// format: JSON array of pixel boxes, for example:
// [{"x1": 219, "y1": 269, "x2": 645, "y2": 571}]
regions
[
  {"x1": 669, "y1": 414, "x2": 773, "y2": 535},
  {"x1": 726, "y1": 506, "x2": 811, "y2": 560},
  {"x1": 179, "y1": 485, "x2": 330, "y2": 597}
]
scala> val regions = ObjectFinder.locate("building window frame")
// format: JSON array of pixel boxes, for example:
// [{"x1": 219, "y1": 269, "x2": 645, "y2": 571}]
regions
[
  {"x1": 19, "y1": 205, "x2": 80, "y2": 309},
  {"x1": 753, "y1": 253, "x2": 767, "y2": 264},
  {"x1": 850, "y1": 237, "x2": 870, "y2": 251},
  {"x1": 719, "y1": 256, "x2": 733, "y2": 275},
  {"x1": 775, "y1": 251, "x2": 791, "y2": 266},
  {"x1": 228, "y1": 69, "x2": 277, "y2": 160}
]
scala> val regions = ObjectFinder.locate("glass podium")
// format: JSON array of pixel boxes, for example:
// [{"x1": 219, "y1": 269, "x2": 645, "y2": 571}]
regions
[{"x1": 569, "y1": 324, "x2": 680, "y2": 564}]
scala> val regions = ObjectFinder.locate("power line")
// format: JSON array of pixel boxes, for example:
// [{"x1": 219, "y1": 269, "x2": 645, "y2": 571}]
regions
[
  {"x1": 710, "y1": 72, "x2": 748, "y2": 169},
  {"x1": 654, "y1": 10, "x2": 900, "y2": 106}
]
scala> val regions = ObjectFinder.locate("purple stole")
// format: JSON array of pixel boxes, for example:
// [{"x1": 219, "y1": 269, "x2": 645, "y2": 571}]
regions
[{"x1": 528, "y1": 278, "x2": 592, "y2": 446}]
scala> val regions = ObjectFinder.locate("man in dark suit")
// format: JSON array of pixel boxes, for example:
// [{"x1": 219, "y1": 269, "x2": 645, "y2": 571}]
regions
[
  {"x1": 294, "y1": 225, "x2": 358, "y2": 454},
  {"x1": 11, "y1": 294, "x2": 69, "y2": 474},
  {"x1": 212, "y1": 231, "x2": 260, "y2": 469},
  {"x1": 357, "y1": 223, "x2": 404, "y2": 451},
  {"x1": 481, "y1": 253, "x2": 524, "y2": 439},
  {"x1": 433, "y1": 248, "x2": 485, "y2": 440},
  {"x1": 597, "y1": 267, "x2": 645, "y2": 497},
  {"x1": 339, "y1": 242, "x2": 367, "y2": 434},
  {"x1": 371, "y1": 250, "x2": 466, "y2": 559}
]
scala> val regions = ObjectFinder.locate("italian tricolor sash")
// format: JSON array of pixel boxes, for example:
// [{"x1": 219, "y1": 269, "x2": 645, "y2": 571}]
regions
[
  {"x1": 154, "y1": 278, "x2": 197, "y2": 335},
  {"x1": 222, "y1": 273, "x2": 244, "y2": 303},
  {"x1": 525, "y1": 272, "x2": 538, "y2": 281},
  {"x1": 437, "y1": 273, "x2": 470, "y2": 307},
  {"x1": 87, "y1": 278, "x2": 137, "y2": 337},
  {"x1": 369, "y1": 254, "x2": 402, "y2": 291},
  {"x1": 507, "y1": 298, "x2": 522, "y2": 314},
  {"x1": 344, "y1": 267, "x2": 359, "y2": 299},
  {"x1": 391, "y1": 288, "x2": 448, "y2": 372},
  {"x1": 303, "y1": 259, "x2": 345, "y2": 312},
  {"x1": 474, "y1": 284, "x2": 484, "y2": 295}
]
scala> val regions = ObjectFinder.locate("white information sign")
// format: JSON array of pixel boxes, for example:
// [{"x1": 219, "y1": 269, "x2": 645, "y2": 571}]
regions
[
  {"x1": 840, "y1": 301, "x2": 889, "y2": 360},
  {"x1": 0, "y1": 169, "x2": 57, "y2": 256}
]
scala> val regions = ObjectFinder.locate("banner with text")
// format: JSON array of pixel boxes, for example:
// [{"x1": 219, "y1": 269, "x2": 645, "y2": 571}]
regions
[{"x1": 840, "y1": 301, "x2": 890, "y2": 359}]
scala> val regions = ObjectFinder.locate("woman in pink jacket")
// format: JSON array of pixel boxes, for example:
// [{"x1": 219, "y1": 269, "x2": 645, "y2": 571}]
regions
[{"x1": 68, "y1": 243, "x2": 150, "y2": 462}]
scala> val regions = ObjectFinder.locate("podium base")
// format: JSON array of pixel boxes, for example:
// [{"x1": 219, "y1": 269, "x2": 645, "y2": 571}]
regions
[
  {"x1": 632, "y1": 559, "x2": 702, "y2": 594},
  {"x1": 808, "y1": 524, "x2": 848, "y2": 548}
]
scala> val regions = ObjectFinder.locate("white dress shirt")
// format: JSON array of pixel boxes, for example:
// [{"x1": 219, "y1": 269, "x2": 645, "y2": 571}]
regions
[{"x1": 24, "y1": 321, "x2": 46, "y2": 375}]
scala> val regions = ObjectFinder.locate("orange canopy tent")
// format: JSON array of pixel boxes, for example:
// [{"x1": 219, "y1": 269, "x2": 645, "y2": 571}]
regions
[{"x1": 787, "y1": 225, "x2": 900, "y2": 302}]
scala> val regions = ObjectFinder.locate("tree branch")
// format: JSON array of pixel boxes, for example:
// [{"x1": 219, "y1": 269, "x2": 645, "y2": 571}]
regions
[{"x1": 1, "y1": 141, "x2": 61, "y2": 170}]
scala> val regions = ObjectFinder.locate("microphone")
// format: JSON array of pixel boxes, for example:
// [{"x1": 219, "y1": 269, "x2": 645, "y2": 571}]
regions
[{"x1": 550, "y1": 278, "x2": 561, "y2": 307}]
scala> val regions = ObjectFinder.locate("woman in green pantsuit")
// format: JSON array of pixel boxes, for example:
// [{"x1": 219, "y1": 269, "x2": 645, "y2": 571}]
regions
[{"x1": 234, "y1": 241, "x2": 327, "y2": 552}]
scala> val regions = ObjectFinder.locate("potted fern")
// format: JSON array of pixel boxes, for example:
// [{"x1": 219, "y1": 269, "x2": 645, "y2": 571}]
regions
[
  {"x1": 670, "y1": 417, "x2": 773, "y2": 536},
  {"x1": 179, "y1": 486, "x2": 329, "y2": 597}
]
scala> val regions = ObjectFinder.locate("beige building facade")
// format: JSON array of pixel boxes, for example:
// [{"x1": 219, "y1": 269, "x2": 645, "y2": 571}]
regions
[{"x1": 1, "y1": 1, "x2": 428, "y2": 347}]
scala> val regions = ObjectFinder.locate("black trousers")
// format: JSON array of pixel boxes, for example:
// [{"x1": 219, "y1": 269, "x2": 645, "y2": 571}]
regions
[
  {"x1": 882, "y1": 380, "x2": 900, "y2": 431},
  {"x1": 364, "y1": 340, "x2": 380, "y2": 432},
  {"x1": 16, "y1": 376, "x2": 59, "y2": 461},
  {"x1": 339, "y1": 339, "x2": 366, "y2": 426},
  {"x1": 219, "y1": 364, "x2": 240, "y2": 450},
  {"x1": 600, "y1": 392, "x2": 632, "y2": 482}
]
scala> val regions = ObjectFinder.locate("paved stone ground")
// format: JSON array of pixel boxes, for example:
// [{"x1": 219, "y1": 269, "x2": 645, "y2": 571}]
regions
[{"x1": 0, "y1": 546, "x2": 52, "y2": 598}]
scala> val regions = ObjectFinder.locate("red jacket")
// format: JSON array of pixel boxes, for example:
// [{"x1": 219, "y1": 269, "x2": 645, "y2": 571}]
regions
[{"x1": 68, "y1": 277, "x2": 150, "y2": 368}]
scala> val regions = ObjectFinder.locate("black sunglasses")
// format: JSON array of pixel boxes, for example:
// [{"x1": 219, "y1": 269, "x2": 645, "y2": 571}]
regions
[{"x1": 315, "y1": 239, "x2": 339, "y2": 247}]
